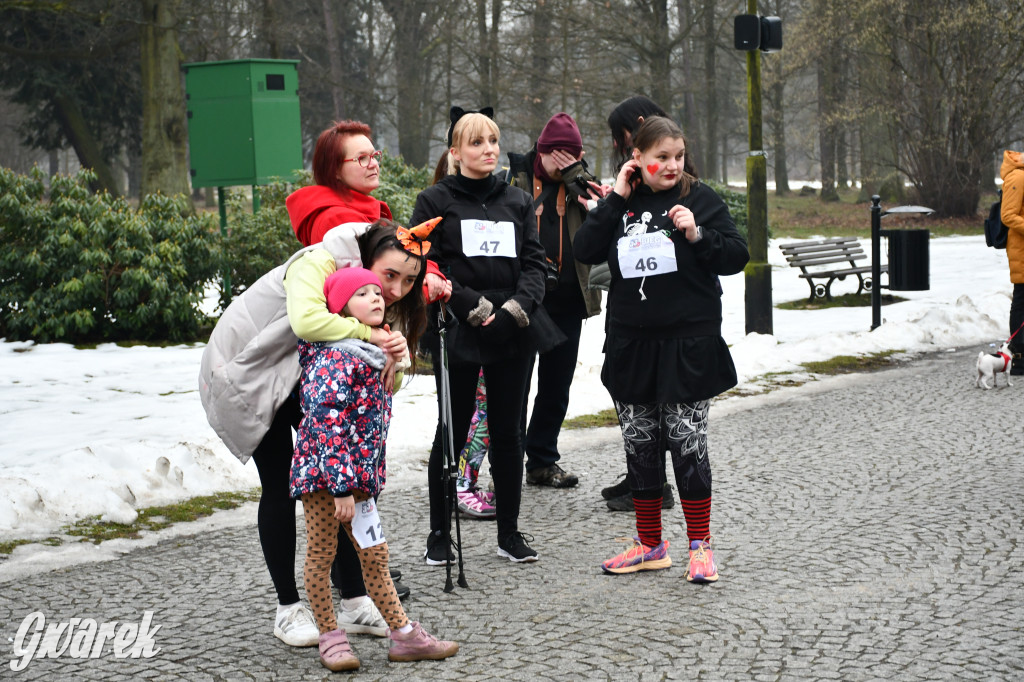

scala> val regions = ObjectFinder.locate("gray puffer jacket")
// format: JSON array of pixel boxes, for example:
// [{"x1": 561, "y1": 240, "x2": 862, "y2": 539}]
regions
[{"x1": 198, "y1": 223, "x2": 368, "y2": 463}]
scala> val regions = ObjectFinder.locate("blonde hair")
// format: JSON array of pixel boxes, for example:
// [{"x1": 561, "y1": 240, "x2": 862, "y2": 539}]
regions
[{"x1": 447, "y1": 113, "x2": 500, "y2": 174}]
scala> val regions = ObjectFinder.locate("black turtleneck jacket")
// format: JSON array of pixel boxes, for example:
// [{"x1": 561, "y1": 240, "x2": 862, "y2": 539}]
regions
[{"x1": 411, "y1": 172, "x2": 548, "y2": 324}]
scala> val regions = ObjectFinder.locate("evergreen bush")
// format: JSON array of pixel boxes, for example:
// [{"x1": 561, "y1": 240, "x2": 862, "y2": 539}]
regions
[
  {"x1": 218, "y1": 177, "x2": 303, "y2": 308},
  {"x1": 0, "y1": 167, "x2": 220, "y2": 343},
  {"x1": 704, "y1": 180, "x2": 751, "y2": 240}
]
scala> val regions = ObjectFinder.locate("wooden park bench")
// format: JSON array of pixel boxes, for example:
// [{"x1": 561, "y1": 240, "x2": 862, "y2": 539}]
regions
[{"x1": 778, "y1": 237, "x2": 887, "y2": 301}]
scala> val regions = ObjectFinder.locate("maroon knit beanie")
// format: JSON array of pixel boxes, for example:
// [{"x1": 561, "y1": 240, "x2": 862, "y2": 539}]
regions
[{"x1": 536, "y1": 112, "x2": 583, "y2": 157}]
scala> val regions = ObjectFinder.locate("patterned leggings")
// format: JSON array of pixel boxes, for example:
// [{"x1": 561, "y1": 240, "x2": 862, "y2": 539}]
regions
[
  {"x1": 456, "y1": 369, "x2": 489, "y2": 492},
  {"x1": 614, "y1": 400, "x2": 712, "y2": 497},
  {"x1": 302, "y1": 488, "x2": 408, "y2": 633}
]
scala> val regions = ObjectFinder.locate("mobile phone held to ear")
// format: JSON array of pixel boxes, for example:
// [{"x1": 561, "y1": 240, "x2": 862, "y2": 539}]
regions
[{"x1": 626, "y1": 165, "x2": 641, "y2": 189}]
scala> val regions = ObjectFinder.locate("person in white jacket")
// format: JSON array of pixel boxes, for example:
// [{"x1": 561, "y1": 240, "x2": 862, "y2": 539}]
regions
[{"x1": 199, "y1": 221, "x2": 426, "y2": 646}]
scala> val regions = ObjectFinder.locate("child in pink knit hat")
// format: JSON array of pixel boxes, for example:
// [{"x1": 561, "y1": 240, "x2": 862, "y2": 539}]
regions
[
  {"x1": 323, "y1": 267, "x2": 386, "y2": 321},
  {"x1": 291, "y1": 265, "x2": 458, "y2": 671}
]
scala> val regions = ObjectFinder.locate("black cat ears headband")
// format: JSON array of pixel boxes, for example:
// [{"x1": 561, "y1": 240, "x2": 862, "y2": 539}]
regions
[{"x1": 446, "y1": 106, "x2": 495, "y2": 147}]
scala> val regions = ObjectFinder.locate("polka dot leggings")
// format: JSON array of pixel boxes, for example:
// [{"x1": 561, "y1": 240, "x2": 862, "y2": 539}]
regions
[{"x1": 302, "y1": 488, "x2": 409, "y2": 634}]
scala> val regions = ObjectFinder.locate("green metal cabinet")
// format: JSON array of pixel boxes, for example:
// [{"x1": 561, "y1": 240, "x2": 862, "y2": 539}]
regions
[{"x1": 183, "y1": 59, "x2": 302, "y2": 188}]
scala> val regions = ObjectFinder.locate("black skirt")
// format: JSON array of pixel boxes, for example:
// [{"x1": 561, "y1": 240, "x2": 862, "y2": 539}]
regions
[{"x1": 601, "y1": 331, "x2": 737, "y2": 404}]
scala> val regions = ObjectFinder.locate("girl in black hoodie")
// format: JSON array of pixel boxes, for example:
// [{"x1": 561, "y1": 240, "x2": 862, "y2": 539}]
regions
[
  {"x1": 411, "y1": 111, "x2": 563, "y2": 565},
  {"x1": 574, "y1": 116, "x2": 748, "y2": 582}
]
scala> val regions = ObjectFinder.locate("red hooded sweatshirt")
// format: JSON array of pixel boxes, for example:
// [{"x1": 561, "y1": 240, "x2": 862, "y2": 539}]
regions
[
  {"x1": 285, "y1": 184, "x2": 444, "y2": 297},
  {"x1": 286, "y1": 185, "x2": 393, "y2": 247}
]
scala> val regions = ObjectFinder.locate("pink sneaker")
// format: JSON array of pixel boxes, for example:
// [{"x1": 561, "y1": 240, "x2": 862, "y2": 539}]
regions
[
  {"x1": 387, "y1": 621, "x2": 459, "y2": 662},
  {"x1": 319, "y1": 629, "x2": 360, "y2": 671},
  {"x1": 687, "y1": 537, "x2": 719, "y2": 583},
  {"x1": 601, "y1": 537, "x2": 671, "y2": 574},
  {"x1": 457, "y1": 489, "x2": 496, "y2": 519}
]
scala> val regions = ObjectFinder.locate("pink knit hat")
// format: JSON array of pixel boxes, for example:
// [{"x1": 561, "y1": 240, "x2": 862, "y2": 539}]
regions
[{"x1": 323, "y1": 267, "x2": 383, "y2": 314}]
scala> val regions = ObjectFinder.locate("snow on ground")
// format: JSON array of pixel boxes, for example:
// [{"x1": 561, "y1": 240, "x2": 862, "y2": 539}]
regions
[{"x1": 0, "y1": 234, "x2": 1013, "y2": 574}]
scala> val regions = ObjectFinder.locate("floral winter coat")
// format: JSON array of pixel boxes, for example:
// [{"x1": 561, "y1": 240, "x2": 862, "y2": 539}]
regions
[{"x1": 289, "y1": 338, "x2": 391, "y2": 499}]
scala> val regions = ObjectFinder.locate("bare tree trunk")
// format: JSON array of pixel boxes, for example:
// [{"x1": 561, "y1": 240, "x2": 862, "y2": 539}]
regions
[
  {"x1": 767, "y1": 77, "x2": 789, "y2": 195},
  {"x1": 140, "y1": 0, "x2": 192, "y2": 205},
  {"x1": 647, "y1": 0, "x2": 671, "y2": 107},
  {"x1": 476, "y1": 0, "x2": 491, "y2": 106},
  {"x1": 262, "y1": 0, "x2": 281, "y2": 58},
  {"x1": 836, "y1": 129, "x2": 848, "y2": 189},
  {"x1": 701, "y1": 0, "x2": 718, "y2": 181},
  {"x1": 52, "y1": 94, "x2": 121, "y2": 195},
  {"x1": 528, "y1": 0, "x2": 552, "y2": 134},
  {"x1": 379, "y1": 0, "x2": 436, "y2": 166},
  {"x1": 365, "y1": 2, "x2": 378, "y2": 131},
  {"x1": 490, "y1": 0, "x2": 501, "y2": 109},
  {"x1": 817, "y1": 57, "x2": 838, "y2": 202},
  {"x1": 476, "y1": 0, "x2": 501, "y2": 108},
  {"x1": 322, "y1": 0, "x2": 346, "y2": 119},
  {"x1": 676, "y1": 0, "x2": 701, "y2": 174}
]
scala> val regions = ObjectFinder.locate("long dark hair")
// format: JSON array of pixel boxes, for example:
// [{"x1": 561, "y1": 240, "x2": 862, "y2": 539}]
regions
[
  {"x1": 357, "y1": 219, "x2": 427, "y2": 369},
  {"x1": 608, "y1": 96, "x2": 666, "y2": 171},
  {"x1": 632, "y1": 116, "x2": 697, "y2": 198},
  {"x1": 608, "y1": 96, "x2": 698, "y2": 179}
]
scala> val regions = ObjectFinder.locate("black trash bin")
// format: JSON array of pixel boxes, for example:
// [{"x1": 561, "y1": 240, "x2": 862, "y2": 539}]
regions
[{"x1": 881, "y1": 228, "x2": 929, "y2": 291}]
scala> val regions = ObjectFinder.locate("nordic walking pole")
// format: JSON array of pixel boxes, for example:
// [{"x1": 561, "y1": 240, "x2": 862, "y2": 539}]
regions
[{"x1": 437, "y1": 303, "x2": 468, "y2": 591}]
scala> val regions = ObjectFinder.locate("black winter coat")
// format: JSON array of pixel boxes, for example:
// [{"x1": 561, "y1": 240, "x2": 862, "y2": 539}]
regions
[
  {"x1": 411, "y1": 173, "x2": 564, "y2": 365},
  {"x1": 574, "y1": 180, "x2": 749, "y2": 403}
]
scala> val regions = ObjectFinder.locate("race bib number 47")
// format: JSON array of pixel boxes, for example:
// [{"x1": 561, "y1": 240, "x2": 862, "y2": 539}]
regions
[
  {"x1": 616, "y1": 232, "x2": 678, "y2": 279},
  {"x1": 461, "y1": 220, "x2": 516, "y2": 258}
]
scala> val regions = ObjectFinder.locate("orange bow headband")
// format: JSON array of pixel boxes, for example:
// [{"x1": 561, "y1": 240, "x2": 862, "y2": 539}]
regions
[{"x1": 396, "y1": 216, "x2": 442, "y2": 256}]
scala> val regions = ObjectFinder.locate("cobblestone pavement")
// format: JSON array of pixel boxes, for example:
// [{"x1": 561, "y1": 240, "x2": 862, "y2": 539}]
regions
[{"x1": 3, "y1": 347, "x2": 1023, "y2": 680}]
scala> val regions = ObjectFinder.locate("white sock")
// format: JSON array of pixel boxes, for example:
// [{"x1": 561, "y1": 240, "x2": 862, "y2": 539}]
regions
[
  {"x1": 341, "y1": 595, "x2": 371, "y2": 611},
  {"x1": 398, "y1": 623, "x2": 414, "y2": 634},
  {"x1": 276, "y1": 601, "x2": 300, "y2": 620}
]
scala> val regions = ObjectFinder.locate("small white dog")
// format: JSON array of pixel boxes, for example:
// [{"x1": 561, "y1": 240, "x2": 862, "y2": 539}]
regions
[{"x1": 976, "y1": 342, "x2": 1014, "y2": 389}]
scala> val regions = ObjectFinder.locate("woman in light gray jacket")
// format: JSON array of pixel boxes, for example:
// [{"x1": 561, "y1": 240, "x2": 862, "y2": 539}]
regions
[{"x1": 199, "y1": 221, "x2": 426, "y2": 646}]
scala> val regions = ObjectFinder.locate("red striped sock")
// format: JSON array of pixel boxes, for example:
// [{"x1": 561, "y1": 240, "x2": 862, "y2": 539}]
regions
[
  {"x1": 634, "y1": 497, "x2": 663, "y2": 548},
  {"x1": 681, "y1": 496, "x2": 711, "y2": 543}
]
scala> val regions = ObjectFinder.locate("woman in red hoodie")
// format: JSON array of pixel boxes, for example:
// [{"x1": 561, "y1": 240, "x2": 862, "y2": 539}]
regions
[
  {"x1": 287, "y1": 120, "x2": 446, "y2": 293},
  {"x1": 287, "y1": 121, "x2": 393, "y2": 246}
]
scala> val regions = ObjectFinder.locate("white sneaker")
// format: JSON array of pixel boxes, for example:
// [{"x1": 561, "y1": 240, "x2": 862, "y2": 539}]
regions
[
  {"x1": 273, "y1": 602, "x2": 319, "y2": 647},
  {"x1": 337, "y1": 597, "x2": 388, "y2": 637}
]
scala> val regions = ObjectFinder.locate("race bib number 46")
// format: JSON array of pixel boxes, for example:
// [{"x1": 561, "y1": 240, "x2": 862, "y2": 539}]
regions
[
  {"x1": 351, "y1": 497, "x2": 386, "y2": 549},
  {"x1": 616, "y1": 232, "x2": 678, "y2": 279},
  {"x1": 461, "y1": 220, "x2": 516, "y2": 258}
]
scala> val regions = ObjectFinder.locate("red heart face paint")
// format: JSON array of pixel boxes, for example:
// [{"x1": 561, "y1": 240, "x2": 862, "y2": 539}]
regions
[{"x1": 646, "y1": 164, "x2": 660, "y2": 175}]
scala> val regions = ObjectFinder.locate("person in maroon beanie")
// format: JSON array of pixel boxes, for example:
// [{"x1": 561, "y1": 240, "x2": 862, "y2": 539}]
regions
[{"x1": 506, "y1": 112, "x2": 602, "y2": 489}]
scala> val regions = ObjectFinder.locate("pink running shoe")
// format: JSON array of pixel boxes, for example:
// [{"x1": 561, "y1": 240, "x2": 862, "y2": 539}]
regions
[
  {"x1": 601, "y1": 537, "x2": 672, "y2": 574},
  {"x1": 318, "y1": 629, "x2": 360, "y2": 671},
  {"x1": 457, "y1": 489, "x2": 496, "y2": 519},
  {"x1": 388, "y1": 622, "x2": 459, "y2": 662},
  {"x1": 687, "y1": 537, "x2": 719, "y2": 583}
]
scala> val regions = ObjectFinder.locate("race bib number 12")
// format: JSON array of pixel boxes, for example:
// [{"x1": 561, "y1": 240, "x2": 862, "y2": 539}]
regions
[
  {"x1": 461, "y1": 220, "x2": 516, "y2": 258},
  {"x1": 351, "y1": 497, "x2": 386, "y2": 549}
]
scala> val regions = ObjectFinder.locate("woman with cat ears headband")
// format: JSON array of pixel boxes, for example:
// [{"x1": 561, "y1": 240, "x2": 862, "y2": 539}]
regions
[
  {"x1": 573, "y1": 115, "x2": 748, "y2": 584},
  {"x1": 412, "y1": 107, "x2": 566, "y2": 567}
]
